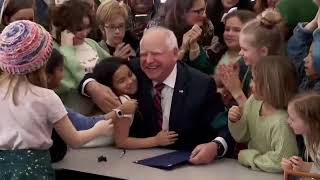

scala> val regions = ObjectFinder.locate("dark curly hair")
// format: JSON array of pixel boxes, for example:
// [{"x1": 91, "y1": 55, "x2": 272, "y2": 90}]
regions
[{"x1": 51, "y1": 0, "x2": 96, "y2": 44}]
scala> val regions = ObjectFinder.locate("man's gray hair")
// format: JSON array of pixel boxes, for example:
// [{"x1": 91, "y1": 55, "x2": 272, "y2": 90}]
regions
[{"x1": 140, "y1": 26, "x2": 178, "y2": 50}]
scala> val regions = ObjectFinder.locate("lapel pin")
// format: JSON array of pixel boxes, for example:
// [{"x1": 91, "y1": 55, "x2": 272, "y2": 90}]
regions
[{"x1": 179, "y1": 90, "x2": 184, "y2": 93}]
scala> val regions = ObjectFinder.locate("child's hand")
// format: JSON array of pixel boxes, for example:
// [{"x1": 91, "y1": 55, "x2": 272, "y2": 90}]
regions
[
  {"x1": 155, "y1": 130, "x2": 178, "y2": 146},
  {"x1": 228, "y1": 106, "x2": 242, "y2": 123},
  {"x1": 60, "y1": 30, "x2": 74, "y2": 47},
  {"x1": 281, "y1": 158, "x2": 293, "y2": 171},
  {"x1": 94, "y1": 119, "x2": 114, "y2": 136},
  {"x1": 119, "y1": 99, "x2": 138, "y2": 115},
  {"x1": 289, "y1": 156, "x2": 312, "y2": 172},
  {"x1": 220, "y1": 64, "x2": 242, "y2": 97},
  {"x1": 114, "y1": 43, "x2": 134, "y2": 60}
]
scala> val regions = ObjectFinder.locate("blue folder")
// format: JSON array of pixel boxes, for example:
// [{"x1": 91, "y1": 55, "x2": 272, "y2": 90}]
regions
[{"x1": 133, "y1": 151, "x2": 191, "y2": 170}]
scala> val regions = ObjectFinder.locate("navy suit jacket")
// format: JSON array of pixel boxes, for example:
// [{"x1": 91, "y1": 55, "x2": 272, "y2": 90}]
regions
[
  {"x1": 128, "y1": 59, "x2": 233, "y2": 152},
  {"x1": 79, "y1": 59, "x2": 234, "y2": 154}
]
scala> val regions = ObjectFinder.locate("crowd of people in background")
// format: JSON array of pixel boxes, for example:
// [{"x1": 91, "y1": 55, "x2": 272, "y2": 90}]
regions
[{"x1": 0, "y1": 0, "x2": 320, "y2": 179}]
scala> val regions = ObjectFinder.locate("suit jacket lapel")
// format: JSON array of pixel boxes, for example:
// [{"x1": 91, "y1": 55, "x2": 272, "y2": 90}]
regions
[{"x1": 169, "y1": 62, "x2": 188, "y2": 130}]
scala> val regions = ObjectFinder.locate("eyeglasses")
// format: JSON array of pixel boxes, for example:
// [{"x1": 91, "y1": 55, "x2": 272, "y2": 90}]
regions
[
  {"x1": 190, "y1": 7, "x2": 206, "y2": 16},
  {"x1": 104, "y1": 24, "x2": 126, "y2": 32}
]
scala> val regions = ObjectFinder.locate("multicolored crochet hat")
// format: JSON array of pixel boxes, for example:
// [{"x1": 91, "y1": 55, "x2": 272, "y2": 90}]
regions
[{"x1": 0, "y1": 20, "x2": 53, "y2": 75}]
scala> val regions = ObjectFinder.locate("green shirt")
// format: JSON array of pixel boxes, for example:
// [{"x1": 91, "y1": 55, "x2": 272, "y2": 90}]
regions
[
  {"x1": 55, "y1": 38, "x2": 110, "y2": 114},
  {"x1": 277, "y1": 0, "x2": 317, "y2": 29},
  {"x1": 229, "y1": 96, "x2": 298, "y2": 173}
]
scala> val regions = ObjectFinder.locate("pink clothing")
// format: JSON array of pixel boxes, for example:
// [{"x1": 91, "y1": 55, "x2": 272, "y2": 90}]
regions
[{"x1": 0, "y1": 81, "x2": 67, "y2": 150}]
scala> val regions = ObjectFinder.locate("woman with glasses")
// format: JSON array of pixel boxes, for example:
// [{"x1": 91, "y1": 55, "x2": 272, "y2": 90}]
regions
[
  {"x1": 96, "y1": 0, "x2": 139, "y2": 59},
  {"x1": 51, "y1": 0, "x2": 110, "y2": 115},
  {"x1": 149, "y1": 0, "x2": 224, "y2": 75}
]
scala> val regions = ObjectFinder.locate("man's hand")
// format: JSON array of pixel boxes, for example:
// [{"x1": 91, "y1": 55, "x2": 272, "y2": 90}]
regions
[
  {"x1": 86, "y1": 81, "x2": 121, "y2": 113},
  {"x1": 189, "y1": 142, "x2": 218, "y2": 165}
]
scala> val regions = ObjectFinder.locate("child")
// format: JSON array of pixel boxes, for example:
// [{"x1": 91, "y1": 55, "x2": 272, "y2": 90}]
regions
[
  {"x1": 228, "y1": 56, "x2": 299, "y2": 173},
  {"x1": 51, "y1": 0, "x2": 110, "y2": 115},
  {"x1": 46, "y1": 49, "x2": 137, "y2": 162},
  {"x1": 287, "y1": 8, "x2": 320, "y2": 92},
  {"x1": 214, "y1": 9, "x2": 255, "y2": 106},
  {"x1": 0, "y1": 20, "x2": 113, "y2": 179},
  {"x1": 46, "y1": 49, "x2": 107, "y2": 131},
  {"x1": 220, "y1": 9, "x2": 283, "y2": 107},
  {"x1": 282, "y1": 92, "x2": 320, "y2": 174},
  {"x1": 90, "y1": 58, "x2": 179, "y2": 149}
]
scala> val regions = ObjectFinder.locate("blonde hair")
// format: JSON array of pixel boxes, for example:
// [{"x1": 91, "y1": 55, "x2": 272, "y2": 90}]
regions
[
  {"x1": 0, "y1": 67, "x2": 47, "y2": 105},
  {"x1": 290, "y1": 92, "x2": 320, "y2": 167},
  {"x1": 252, "y1": 56, "x2": 298, "y2": 110},
  {"x1": 96, "y1": 0, "x2": 128, "y2": 27},
  {"x1": 241, "y1": 8, "x2": 283, "y2": 55}
]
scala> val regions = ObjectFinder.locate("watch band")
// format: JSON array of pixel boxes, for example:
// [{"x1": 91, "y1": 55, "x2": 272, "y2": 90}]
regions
[
  {"x1": 112, "y1": 108, "x2": 133, "y2": 119},
  {"x1": 212, "y1": 140, "x2": 224, "y2": 158}
]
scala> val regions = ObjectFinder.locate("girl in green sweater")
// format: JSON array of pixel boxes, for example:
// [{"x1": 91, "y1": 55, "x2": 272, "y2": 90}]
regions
[
  {"x1": 51, "y1": 0, "x2": 110, "y2": 115},
  {"x1": 228, "y1": 56, "x2": 299, "y2": 173}
]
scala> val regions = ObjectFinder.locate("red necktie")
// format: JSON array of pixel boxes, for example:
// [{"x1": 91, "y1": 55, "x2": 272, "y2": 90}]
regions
[{"x1": 153, "y1": 83, "x2": 165, "y2": 129}]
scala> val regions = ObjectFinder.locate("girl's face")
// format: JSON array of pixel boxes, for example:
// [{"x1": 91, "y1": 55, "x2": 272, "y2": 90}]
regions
[
  {"x1": 8, "y1": 8, "x2": 34, "y2": 23},
  {"x1": 104, "y1": 16, "x2": 126, "y2": 47},
  {"x1": 223, "y1": 16, "x2": 243, "y2": 50},
  {"x1": 112, "y1": 65, "x2": 138, "y2": 96},
  {"x1": 287, "y1": 103, "x2": 309, "y2": 135},
  {"x1": 239, "y1": 33, "x2": 263, "y2": 66},
  {"x1": 185, "y1": 0, "x2": 206, "y2": 27},
  {"x1": 73, "y1": 16, "x2": 92, "y2": 46},
  {"x1": 249, "y1": 74, "x2": 262, "y2": 100},
  {"x1": 304, "y1": 43, "x2": 319, "y2": 80},
  {"x1": 47, "y1": 65, "x2": 64, "y2": 90},
  {"x1": 222, "y1": 0, "x2": 239, "y2": 10}
]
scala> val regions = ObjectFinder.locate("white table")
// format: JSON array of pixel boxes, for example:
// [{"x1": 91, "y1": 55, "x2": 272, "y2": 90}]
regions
[{"x1": 52, "y1": 147, "x2": 282, "y2": 180}]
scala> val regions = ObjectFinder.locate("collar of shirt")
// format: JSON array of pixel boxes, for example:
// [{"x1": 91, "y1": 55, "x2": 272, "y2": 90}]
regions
[{"x1": 153, "y1": 64, "x2": 177, "y2": 89}]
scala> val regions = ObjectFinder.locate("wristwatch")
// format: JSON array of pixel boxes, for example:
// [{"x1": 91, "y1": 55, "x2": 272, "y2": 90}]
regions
[
  {"x1": 212, "y1": 140, "x2": 225, "y2": 158},
  {"x1": 112, "y1": 109, "x2": 133, "y2": 119}
]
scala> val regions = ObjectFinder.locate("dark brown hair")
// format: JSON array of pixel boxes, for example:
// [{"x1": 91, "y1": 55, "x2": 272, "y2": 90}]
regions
[
  {"x1": 252, "y1": 56, "x2": 298, "y2": 110},
  {"x1": 51, "y1": 0, "x2": 95, "y2": 44},
  {"x1": 224, "y1": 10, "x2": 256, "y2": 25},
  {"x1": 253, "y1": 0, "x2": 269, "y2": 14}
]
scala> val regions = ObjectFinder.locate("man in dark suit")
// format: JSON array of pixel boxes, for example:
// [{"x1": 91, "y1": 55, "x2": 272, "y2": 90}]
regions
[{"x1": 80, "y1": 27, "x2": 234, "y2": 165}]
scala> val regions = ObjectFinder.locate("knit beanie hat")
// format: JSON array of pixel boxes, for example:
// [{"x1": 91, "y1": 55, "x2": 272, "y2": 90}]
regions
[{"x1": 0, "y1": 20, "x2": 53, "y2": 75}]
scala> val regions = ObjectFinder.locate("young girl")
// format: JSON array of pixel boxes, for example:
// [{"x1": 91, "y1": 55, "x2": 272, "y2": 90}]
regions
[
  {"x1": 0, "y1": 20, "x2": 113, "y2": 179},
  {"x1": 91, "y1": 57, "x2": 179, "y2": 149},
  {"x1": 46, "y1": 49, "x2": 136, "y2": 162},
  {"x1": 220, "y1": 8, "x2": 283, "y2": 107},
  {"x1": 51, "y1": 0, "x2": 110, "y2": 115},
  {"x1": 228, "y1": 56, "x2": 299, "y2": 173},
  {"x1": 282, "y1": 92, "x2": 320, "y2": 174},
  {"x1": 214, "y1": 9, "x2": 255, "y2": 106},
  {"x1": 287, "y1": 7, "x2": 320, "y2": 92}
]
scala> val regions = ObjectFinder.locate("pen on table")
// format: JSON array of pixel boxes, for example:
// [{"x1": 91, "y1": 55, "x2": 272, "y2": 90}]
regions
[{"x1": 120, "y1": 149, "x2": 126, "y2": 158}]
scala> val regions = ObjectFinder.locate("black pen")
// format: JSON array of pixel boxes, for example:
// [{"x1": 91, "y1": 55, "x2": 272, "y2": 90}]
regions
[{"x1": 120, "y1": 149, "x2": 126, "y2": 158}]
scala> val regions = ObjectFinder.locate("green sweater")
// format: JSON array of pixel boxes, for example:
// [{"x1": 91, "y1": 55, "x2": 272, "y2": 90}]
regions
[
  {"x1": 228, "y1": 96, "x2": 298, "y2": 173},
  {"x1": 55, "y1": 38, "x2": 110, "y2": 114},
  {"x1": 277, "y1": 0, "x2": 317, "y2": 30}
]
